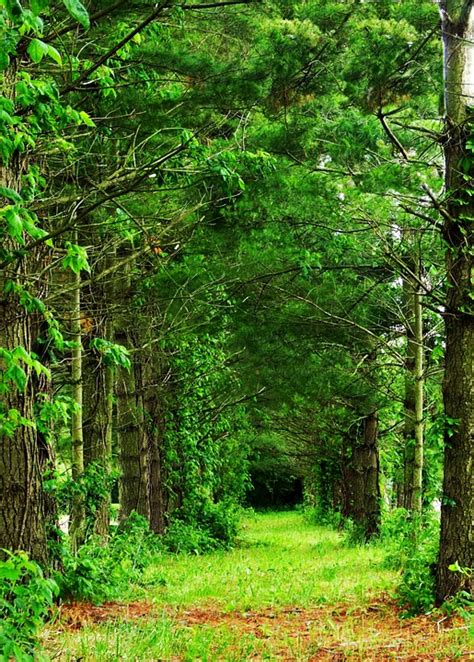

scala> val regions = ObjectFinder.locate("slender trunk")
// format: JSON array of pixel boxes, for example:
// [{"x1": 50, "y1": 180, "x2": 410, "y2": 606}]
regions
[
  {"x1": 402, "y1": 271, "x2": 416, "y2": 509},
  {"x1": 403, "y1": 261, "x2": 424, "y2": 514},
  {"x1": 436, "y1": 1, "x2": 474, "y2": 602},
  {"x1": 411, "y1": 284, "x2": 424, "y2": 514},
  {"x1": 69, "y1": 258, "x2": 85, "y2": 552}
]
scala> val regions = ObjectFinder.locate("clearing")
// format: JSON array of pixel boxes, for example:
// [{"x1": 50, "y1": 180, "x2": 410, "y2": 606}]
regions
[{"x1": 44, "y1": 511, "x2": 471, "y2": 660}]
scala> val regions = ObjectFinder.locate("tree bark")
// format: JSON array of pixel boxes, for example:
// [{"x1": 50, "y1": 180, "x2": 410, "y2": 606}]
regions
[
  {"x1": 115, "y1": 247, "x2": 149, "y2": 521},
  {"x1": 411, "y1": 284, "x2": 424, "y2": 514},
  {"x1": 142, "y1": 350, "x2": 166, "y2": 534},
  {"x1": 116, "y1": 344, "x2": 150, "y2": 520},
  {"x1": 402, "y1": 270, "x2": 416, "y2": 509},
  {"x1": 402, "y1": 253, "x2": 424, "y2": 514},
  {"x1": 436, "y1": 0, "x2": 474, "y2": 602},
  {"x1": 0, "y1": 68, "x2": 54, "y2": 565},
  {"x1": 347, "y1": 412, "x2": 381, "y2": 540},
  {"x1": 69, "y1": 256, "x2": 85, "y2": 552},
  {"x1": 0, "y1": 300, "x2": 53, "y2": 565},
  {"x1": 83, "y1": 248, "x2": 116, "y2": 539}
]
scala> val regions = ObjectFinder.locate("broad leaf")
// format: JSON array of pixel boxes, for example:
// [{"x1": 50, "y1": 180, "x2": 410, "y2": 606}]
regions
[
  {"x1": 62, "y1": 0, "x2": 90, "y2": 30},
  {"x1": 27, "y1": 38, "x2": 48, "y2": 64}
]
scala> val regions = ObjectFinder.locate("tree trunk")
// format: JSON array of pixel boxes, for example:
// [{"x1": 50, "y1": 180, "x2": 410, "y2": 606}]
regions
[
  {"x1": 402, "y1": 270, "x2": 416, "y2": 510},
  {"x1": 411, "y1": 284, "x2": 424, "y2": 514},
  {"x1": 347, "y1": 412, "x2": 381, "y2": 540},
  {"x1": 0, "y1": 69, "x2": 54, "y2": 564},
  {"x1": 0, "y1": 300, "x2": 53, "y2": 565},
  {"x1": 402, "y1": 253, "x2": 424, "y2": 514},
  {"x1": 117, "y1": 345, "x2": 149, "y2": 520},
  {"x1": 114, "y1": 242, "x2": 149, "y2": 521},
  {"x1": 142, "y1": 350, "x2": 166, "y2": 534},
  {"x1": 436, "y1": 1, "x2": 474, "y2": 602},
  {"x1": 83, "y1": 248, "x2": 116, "y2": 539},
  {"x1": 69, "y1": 259, "x2": 85, "y2": 552},
  {"x1": 83, "y1": 350, "x2": 114, "y2": 538}
]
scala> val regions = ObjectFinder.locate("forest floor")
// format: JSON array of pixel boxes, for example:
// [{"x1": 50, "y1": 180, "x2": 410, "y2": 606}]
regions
[{"x1": 44, "y1": 511, "x2": 471, "y2": 660}]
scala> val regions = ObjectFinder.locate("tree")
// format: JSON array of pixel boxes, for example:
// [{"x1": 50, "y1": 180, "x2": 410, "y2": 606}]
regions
[{"x1": 436, "y1": 0, "x2": 474, "y2": 602}]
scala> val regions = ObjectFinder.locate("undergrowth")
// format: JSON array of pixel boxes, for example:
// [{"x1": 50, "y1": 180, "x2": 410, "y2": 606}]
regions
[
  {"x1": 58, "y1": 512, "x2": 162, "y2": 604},
  {"x1": 0, "y1": 504, "x2": 241, "y2": 660},
  {"x1": 0, "y1": 551, "x2": 58, "y2": 661},
  {"x1": 379, "y1": 507, "x2": 439, "y2": 615}
]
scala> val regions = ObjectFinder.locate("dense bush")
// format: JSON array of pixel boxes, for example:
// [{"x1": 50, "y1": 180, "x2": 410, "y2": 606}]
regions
[
  {"x1": 165, "y1": 499, "x2": 240, "y2": 553},
  {"x1": 0, "y1": 552, "x2": 58, "y2": 661},
  {"x1": 380, "y1": 508, "x2": 439, "y2": 615},
  {"x1": 304, "y1": 505, "x2": 344, "y2": 529},
  {"x1": 58, "y1": 513, "x2": 162, "y2": 604}
]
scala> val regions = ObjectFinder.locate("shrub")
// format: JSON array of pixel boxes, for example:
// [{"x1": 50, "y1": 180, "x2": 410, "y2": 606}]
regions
[
  {"x1": 0, "y1": 551, "x2": 58, "y2": 661},
  {"x1": 380, "y1": 508, "x2": 439, "y2": 615},
  {"x1": 165, "y1": 500, "x2": 240, "y2": 553},
  {"x1": 58, "y1": 512, "x2": 162, "y2": 603},
  {"x1": 163, "y1": 519, "x2": 216, "y2": 554}
]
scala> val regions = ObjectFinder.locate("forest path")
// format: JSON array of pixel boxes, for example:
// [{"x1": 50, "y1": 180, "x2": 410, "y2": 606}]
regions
[{"x1": 47, "y1": 512, "x2": 469, "y2": 660}]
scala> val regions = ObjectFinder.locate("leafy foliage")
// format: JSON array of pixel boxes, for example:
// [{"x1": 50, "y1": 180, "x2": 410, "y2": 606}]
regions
[
  {"x1": 380, "y1": 508, "x2": 439, "y2": 615},
  {"x1": 0, "y1": 552, "x2": 58, "y2": 661}
]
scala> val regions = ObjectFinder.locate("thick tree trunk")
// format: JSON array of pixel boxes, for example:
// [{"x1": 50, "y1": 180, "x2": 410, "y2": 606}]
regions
[
  {"x1": 436, "y1": 1, "x2": 474, "y2": 602},
  {"x1": 116, "y1": 329, "x2": 150, "y2": 521},
  {"x1": 114, "y1": 243, "x2": 150, "y2": 521},
  {"x1": 83, "y1": 351, "x2": 114, "y2": 537},
  {"x1": 0, "y1": 78, "x2": 54, "y2": 563},
  {"x1": 347, "y1": 412, "x2": 381, "y2": 540},
  {"x1": 0, "y1": 304, "x2": 52, "y2": 565}
]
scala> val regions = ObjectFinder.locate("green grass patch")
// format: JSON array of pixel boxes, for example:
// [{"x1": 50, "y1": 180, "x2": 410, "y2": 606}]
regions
[{"x1": 137, "y1": 511, "x2": 394, "y2": 610}]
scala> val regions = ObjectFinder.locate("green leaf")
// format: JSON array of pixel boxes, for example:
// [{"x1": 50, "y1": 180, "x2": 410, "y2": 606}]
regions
[
  {"x1": 0, "y1": 564, "x2": 21, "y2": 581},
  {"x1": 0, "y1": 49, "x2": 9, "y2": 71},
  {"x1": 4, "y1": 208, "x2": 24, "y2": 242},
  {"x1": 79, "y1": 110, "x2": 95, "y2": 127},
  {"x1": 31, "y1": 0, "x2": 49, "y2": 15},
  {"x1": 62, "y1": 0, "x2": 90, "y2": 30},
  {"x1": 0, "y1": 187, "x2": 22, "y2": 203},
  {"x1": 62, "y1": 242, "x2": 91, "y2": 273},
  {"x1": 27, "y1": 38, "x2": 49, "y2": 64},
  {"x1": 5, "y1": 0, "x2": 23, "y2": 20},
  {"x1": 47, "y1": 44, "x2": 62, "y2": 65}
]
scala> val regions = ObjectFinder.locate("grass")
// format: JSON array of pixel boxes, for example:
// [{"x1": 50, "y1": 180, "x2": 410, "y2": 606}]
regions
[
  {"x1": 138, "y1": 510, "x2": 394, "y2": 610},
  {"x1": 44, "y1": 511, "x2": 472, "y2": 660}
]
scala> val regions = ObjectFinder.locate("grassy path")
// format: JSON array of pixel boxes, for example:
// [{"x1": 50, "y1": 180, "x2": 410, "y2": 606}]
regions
[{"x1": 45, "y1": 511, "x2": 470, "y2": 660}]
